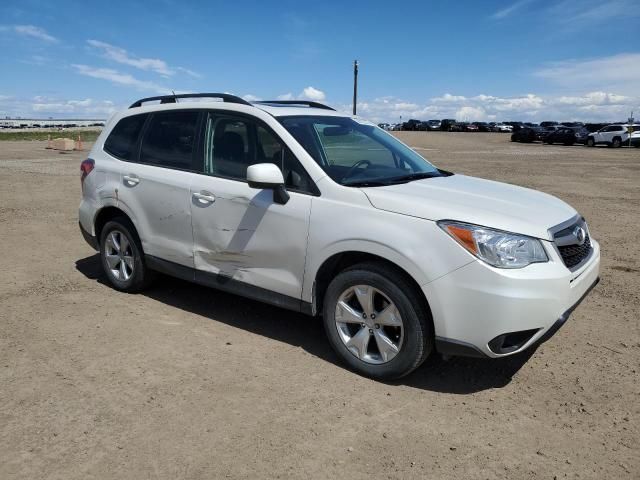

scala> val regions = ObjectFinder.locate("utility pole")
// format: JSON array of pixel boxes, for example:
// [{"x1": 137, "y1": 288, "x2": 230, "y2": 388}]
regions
[{"x1": 352, "y1": 60, "x2": 358, "y2": 116}]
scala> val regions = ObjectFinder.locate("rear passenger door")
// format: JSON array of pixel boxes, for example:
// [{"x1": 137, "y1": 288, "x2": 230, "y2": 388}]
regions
[
  {"x1": 189, "y1": 111, "x2": 315, "y2": 301},
  {"x1": 114, "y1": 109, "x2": 201, "y2": 268}
]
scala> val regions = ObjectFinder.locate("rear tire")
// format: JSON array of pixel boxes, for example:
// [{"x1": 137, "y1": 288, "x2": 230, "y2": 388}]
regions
[
  {"x1": 99, "y1": 217, "x2": 154, "y2": 293},
  {"x1": 586, "y1": 137, "x2": 595, "y2": 147},
  {"x1": 322, "y1": 262, "x2": 433, "y2": 380},
  {"x1": 611, "y1": 137, "x2": 622, "y2": 148}
]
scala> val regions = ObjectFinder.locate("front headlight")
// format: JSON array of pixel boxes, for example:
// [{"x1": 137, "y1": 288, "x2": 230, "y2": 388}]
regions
[{"x1": 438, "y1": 221, "x2": 548, "y2": 269}]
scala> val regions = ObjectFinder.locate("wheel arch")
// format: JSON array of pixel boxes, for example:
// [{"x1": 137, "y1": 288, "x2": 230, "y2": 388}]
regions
[
  {"x1": 311, "y1": 251, "x2": 433, "y2": 326},
  {"x1": 94, "y1": 205, "x2": 140, "y2": 246}
]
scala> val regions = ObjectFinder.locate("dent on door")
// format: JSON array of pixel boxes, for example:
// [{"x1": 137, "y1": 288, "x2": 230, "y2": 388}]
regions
[{"x1": 192, "y1": 187, "x2": 311, "y2": 299}]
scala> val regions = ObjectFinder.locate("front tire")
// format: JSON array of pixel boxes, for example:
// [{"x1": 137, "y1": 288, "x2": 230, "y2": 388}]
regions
[
  {"x1": 322, "y1": 262, "x2": 433, "y2": 380},
  {"x1": 587, "y1": 137, "x2": 595, "y2": 147},
  {"x1": 99, "y1": 217, "x2": 153, "y2": 292}
]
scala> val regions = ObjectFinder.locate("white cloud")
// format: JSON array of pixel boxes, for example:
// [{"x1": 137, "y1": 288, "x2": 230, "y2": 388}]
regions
[
  {"x1": 86, "y1": 40, "x2": 200, "y2": 79},
  {"x1": 490, "y1": 0, "x2": 532, "y2": 19},
  {"x1": 0, "y1": 95, "x2": 118, "y2": 118},
  {"x1": 456, "y1": 106, "x2": 487, "y2": 121},
  {"x1": 176, "y1": 67, "x2": 202, "y2": 79},
  {"x1": 242, "y1": 94, "x2": 261, "y2": 102},
  {"x1": 344, "y1": 91, "x2": 639, "y2": 123},
  {"x1": 534, "y1": 53, "x2": 640, "y2": 95},
  {"x1": 547, "y1": 0, "x2": 640, "y2": 29},
  {"x1": 432, "y1": 93, "x2": 467, "y2": 103},
  {"x1": 555, "y1": 91, "x2": 631, "y2": 106},
  {"x1": 71, "y1": 64, "x2": 170, "y2": 93},
  {"x1": 301, "y1": 86, "x2": 326, "y2": 101},
  {"x1": 87, "y1": 40, "x2": 173, "y2": 76},
  {"x1": 31, "y1": 98, "x2": 117, "y2": 116},
  {"x1": 0, "y1": 25, "x2": 58, "y2": 43},
  {"x1": 274, "y1": 88, "x2": 326, "y2": 102}
]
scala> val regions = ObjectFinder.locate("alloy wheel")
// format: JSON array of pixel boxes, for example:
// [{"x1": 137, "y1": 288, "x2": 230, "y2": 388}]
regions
[
  {"x1": 334, "y1": 285, "x2": 404, "y2": 364},
  {"x1": 104, "y1": 230, "x2": 134, "y2": 281}
]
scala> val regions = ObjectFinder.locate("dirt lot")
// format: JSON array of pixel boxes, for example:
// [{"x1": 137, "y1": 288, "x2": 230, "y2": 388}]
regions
[{"x1": 1, "y1": 133, "x2": 638, "y2": 479}]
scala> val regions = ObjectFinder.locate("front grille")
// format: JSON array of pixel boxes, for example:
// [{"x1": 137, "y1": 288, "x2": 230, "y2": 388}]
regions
[{"x1": 557, "y1": 231, "x2": 592, "y2": 268}]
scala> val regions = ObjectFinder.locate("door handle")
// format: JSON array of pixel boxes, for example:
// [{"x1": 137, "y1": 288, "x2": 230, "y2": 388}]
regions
[
  {"x1": 192, "y1": 191, "x2": 216, "y2": 204},
  {"x1": 123, "y1": 174, "x2": 140, "y2": 186}
]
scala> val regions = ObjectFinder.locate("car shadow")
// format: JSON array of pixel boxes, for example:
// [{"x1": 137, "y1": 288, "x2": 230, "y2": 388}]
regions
[{"x1": 75, "y1": 254, "x2": 535, "y2": 394}]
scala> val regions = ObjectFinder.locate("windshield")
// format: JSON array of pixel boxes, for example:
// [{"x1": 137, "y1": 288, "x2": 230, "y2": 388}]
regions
[{"x1": 278, "y1": 116, "x2": 446, "y2": 186}]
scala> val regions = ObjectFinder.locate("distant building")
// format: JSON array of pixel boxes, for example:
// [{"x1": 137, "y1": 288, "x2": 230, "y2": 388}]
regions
[{"x1": 0, "y1": 118, "x2": 105, "y2": 128}]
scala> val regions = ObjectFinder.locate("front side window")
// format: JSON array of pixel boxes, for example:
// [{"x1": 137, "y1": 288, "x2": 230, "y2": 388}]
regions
[
  {"x1": 104, "y1": 114, "x2": 148, "y2": 160},
  {"x1": 140, "y1": 110, "x2": 199, "y2": 169},
  {"x1": 202, "y1": 113, "x2": 315, "y2": 193},
  {"x1": 279, "y1": 116, "x2": 445, "y2": 186}
]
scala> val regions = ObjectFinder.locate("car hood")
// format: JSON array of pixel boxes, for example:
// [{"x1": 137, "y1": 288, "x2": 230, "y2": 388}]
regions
[{"x1": 361, "y1": 174, "x2": 577, "y2": 240}]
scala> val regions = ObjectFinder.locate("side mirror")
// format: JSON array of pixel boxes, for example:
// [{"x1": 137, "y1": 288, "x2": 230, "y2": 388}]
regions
[{"x1": 247, "y1": 163, "x2": 290, "y2": 205}]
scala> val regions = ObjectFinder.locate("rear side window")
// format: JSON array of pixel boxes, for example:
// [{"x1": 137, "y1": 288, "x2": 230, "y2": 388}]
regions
[
  {"x1": 140, "y1": 110, "x2": 200, "y2": 169},
  {"x1": 104, "y1": 114, "x2": 147, "y2": 160}
]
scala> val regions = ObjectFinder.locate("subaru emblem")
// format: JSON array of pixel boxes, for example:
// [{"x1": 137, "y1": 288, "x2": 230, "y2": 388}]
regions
[{"x1": 572, "y1": 226, "x2": 586, "y2": 245}]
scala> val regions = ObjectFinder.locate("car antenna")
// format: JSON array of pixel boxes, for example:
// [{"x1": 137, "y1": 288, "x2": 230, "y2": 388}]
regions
[{"x1": 172, "y1": 90, "x2": 178, "y2": 103}]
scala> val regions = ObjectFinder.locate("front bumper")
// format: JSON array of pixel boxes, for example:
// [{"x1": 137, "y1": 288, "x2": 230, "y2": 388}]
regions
[{"x1": 423, "y1": 238, "x2": 600, "y2": 358}]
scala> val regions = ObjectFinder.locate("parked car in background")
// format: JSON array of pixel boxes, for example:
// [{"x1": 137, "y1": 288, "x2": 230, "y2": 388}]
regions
[
  {"x1": 494, "y1": 123, "x2": 513, "y2": 133},
  {"x1": 505, "y1": 121, "x2": 524, "y2": 131},
  {"x1": 561, "y1": 122, "x2": 584, "y2": 128},
  {"x1": 464, "y1": 123, "x2": 479, "y2": 132},
  {"x1": 440, "y1": 119, "x2": 457, "y2": 131},
  {"x1": 587, "y1": 124, "x2": 640, "y2": 148},
  {"x1": 511, "y1": 127, "x2": 542, "y2": 143},
  {"x1": 425, "y1": 120, "x2": 441, "y2": 131},
  {"x1": 629, "y1": 128, "x2": 640, "y2": 147},
  {"x1": 402, "y1": 119, "x2": 422, "y2": 131},
  {"x1": 544, "y1": 127, "x2": 580, "y2": 146},
  {"x1": 378, "y1": 123, "x2": 390, "y2": 131},
  {"x1": 540, "y1": 121, "x2": 559, "y2": 128},
  {"x1": 573, "y1": 127, "x2": 591, "y2": 144},
  {"x1": 585, "y1": 123, "x2": 607, "y2": 133},
  {"x1": 538, "y1": 125, "x2": 559, "y2": 139},
  {"x1": 472, "y1": 122, "x2": 491, "y2": 132}
]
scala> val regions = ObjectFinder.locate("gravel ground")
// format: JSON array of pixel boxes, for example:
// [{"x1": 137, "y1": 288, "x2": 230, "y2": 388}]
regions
[{"x1": 1, "y1": 134, "x2": 638, "y2": 479}]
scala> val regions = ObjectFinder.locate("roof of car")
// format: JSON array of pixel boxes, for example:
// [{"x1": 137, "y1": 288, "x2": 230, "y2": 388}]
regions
[{"x1": 125, "y1": 93, "x2": 348, "y2": 119}]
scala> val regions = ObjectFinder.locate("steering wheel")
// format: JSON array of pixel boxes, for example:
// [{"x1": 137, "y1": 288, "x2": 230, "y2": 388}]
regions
[{"x1": 342, "y1": 160, "x2": 372, "y2": 180}]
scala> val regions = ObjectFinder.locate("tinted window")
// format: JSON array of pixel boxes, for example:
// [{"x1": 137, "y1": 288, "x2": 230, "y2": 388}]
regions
[
  {"x1": 202, "y1": 113, "x2": 315, "y2": 193},
  {"x1": 140, "y1": 111, "x2": 199, "y2": 169},
  {"x1": 104, "y1": 114, "x2": 147, "y2": 160}
]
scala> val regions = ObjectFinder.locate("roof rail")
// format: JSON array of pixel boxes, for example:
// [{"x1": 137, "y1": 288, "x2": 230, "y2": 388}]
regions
[
  {"x1": 254, "y1": 100, "x2": 335, "y2": 111},
  {"x1": 129, "y1": 93, "x2": 251, "y2": 109}
]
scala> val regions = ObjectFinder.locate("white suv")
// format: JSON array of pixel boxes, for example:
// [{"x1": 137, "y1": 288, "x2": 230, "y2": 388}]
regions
[
  {"x1": 586, "y1": 124, "x2": 639, "y2": 147},
  {"x1": 79, "y1": 93, "x2": 600, "y2": 379}
]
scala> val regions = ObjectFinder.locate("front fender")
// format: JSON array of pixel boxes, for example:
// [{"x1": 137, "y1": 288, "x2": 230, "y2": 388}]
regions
[{"x1": 302, "y1": 198, "x2": 474, "y2": 304}]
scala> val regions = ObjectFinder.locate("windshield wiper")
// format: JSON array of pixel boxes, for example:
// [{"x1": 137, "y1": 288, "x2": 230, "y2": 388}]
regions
[
  {"x1": 342, "y1": 179, "x2": 392, "y2": 187},
  {"x1": 386, "y1": 172, "x2": 443, "y2": 184}
]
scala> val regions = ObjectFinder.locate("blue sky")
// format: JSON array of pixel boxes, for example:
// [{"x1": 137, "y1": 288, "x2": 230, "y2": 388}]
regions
[{"x1": 1, "y1": 0, "x2": 638, "y2": 122}]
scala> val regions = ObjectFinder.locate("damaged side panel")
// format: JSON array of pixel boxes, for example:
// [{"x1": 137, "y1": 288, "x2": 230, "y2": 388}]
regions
[{"x1": 190, "y1": 177, "x2": 312, "y2": 300}]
